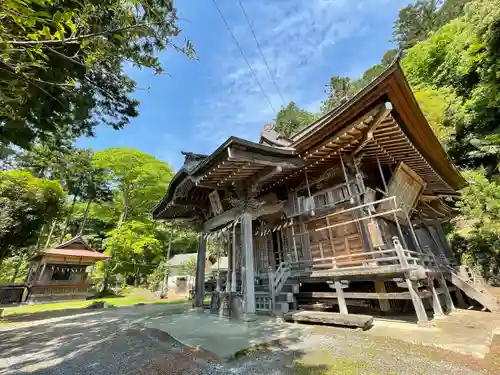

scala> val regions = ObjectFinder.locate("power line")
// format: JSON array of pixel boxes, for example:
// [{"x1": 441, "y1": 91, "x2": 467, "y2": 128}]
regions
[
  {"x1": 238, "y1": 0, "x2": 286, "y2": 107},
  {"x1": 211, "y1": 0, "x2": 277, "y2": 113}
]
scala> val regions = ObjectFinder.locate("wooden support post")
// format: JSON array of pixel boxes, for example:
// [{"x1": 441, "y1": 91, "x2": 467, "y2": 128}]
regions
[
  {"x1": 334, "y1": 281, "x2": 348, "y2": 314},
  {"x1": 25, "y1": 264, "x2": 34, "y2": 282},
  {"x1": 226, "y1": 231, "x2": 232, "y2": 292},
  {"x1": 231, "y1": 220, "x2": 238, "y2": 293},
  {"x1": 37, "y1": 262, "x2": 47, "y2": 281},
  {"x1": 291, "y1": 219, "x2": 299, "y2": 263},
  {"x1": 195, "y1": 233, "x2": 207, "y2": 309},
  {"x1": 394, "y1": 237, "x2": 409, "y2": 269},
  {"x1": 454, "y1": 289, "x2": 468, "y2": 308},
  {"x1": 375, "y1": 280, "x2": 391, "y2": 312},
  {"x1": 405, "y1": 278, "x2": 429, "y2": 326},
  {"x1": 434, "y1": 221, "x2": 454, "y2": 259},
  {"x1": 268, "y1": 266, "x2": 275, "y2": 313},
  {"x1": 428, "y1": 277, "x2": 444, "y2": 317},
  {"x1": 376, "y1": 155, "x2": 388, "y2": 193},
  {"x1": 438, "y1": 275, "x2": 455, "y2": 312},
  {"x1": 242, "y1": 212, "x2": 256, "y2": 314}
]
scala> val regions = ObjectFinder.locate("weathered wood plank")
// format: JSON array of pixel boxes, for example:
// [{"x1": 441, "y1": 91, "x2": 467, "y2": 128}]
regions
[
  {"x1": 227, "y1": 147, "x2": 303, "y2": 168},
  {"x1": 283, "y1": 311, "x2": 373, "y2": 330}
]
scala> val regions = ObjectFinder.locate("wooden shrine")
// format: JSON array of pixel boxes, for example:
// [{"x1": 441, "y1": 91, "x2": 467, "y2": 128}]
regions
[
  {"x1": 153, "y1": 61, "x2": 499, "y2": 325},
  {"x1": 27, "y1": 236, "x2": 109, "y2": 303}
]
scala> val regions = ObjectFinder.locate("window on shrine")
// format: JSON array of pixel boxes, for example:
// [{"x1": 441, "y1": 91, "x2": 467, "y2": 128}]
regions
[{"x1": 51, "y1": 268, "x2": 71, "y2": 281}]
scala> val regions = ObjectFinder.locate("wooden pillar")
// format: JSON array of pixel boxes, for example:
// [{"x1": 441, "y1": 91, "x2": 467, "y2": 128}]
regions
[
  {"x1": 334, "y1": 281, "x2": 348, "y2": 314},
  {"x1": 25, "y1": 264, "x2": 34, "y2": 282},
  {"x1": 454, "y1": 289, "x2": 468, "y2": 308},
  {"x1": 428, "y1": 276, "x2": 444, "y2": 317},
  {"x1": 268, "y1": 266, "x2": 275, "y2": 313},
  {"x1": 231, "y1": 220, "x2": 238, "y2": 293},
  {"x1": 375, "y1": 280, "x2": 391, "y2": 312},
  {"x1": 37, "y1": 262, "x2": 47, "y2": 282},
  {"x1": 438, "y1": 275, "x2": 455, "y2": 312},
  {"x1": 242, "y1": 212, "x2": 255, "y2": 314},
  {"x1": 405, "y1": 278, "x2": 429, "y2": 326},
  {"x1": 195, "y1": 233, "x2": 207, "y2": 309},
  {"x1": 434, "y1": 221, "x2": 453, "y2": 259},
  {"x1": 226, "y1": 231, "x2": 232, "y2": 292}
]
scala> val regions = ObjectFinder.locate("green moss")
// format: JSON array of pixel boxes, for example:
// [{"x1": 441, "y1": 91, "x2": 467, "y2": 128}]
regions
[{"x1": 293, "y1": 357, "x2": 382, "y2": 375}]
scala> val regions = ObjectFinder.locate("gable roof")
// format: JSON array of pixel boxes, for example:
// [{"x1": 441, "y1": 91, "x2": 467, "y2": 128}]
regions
[
  {"x1": 153, "y1": 61, "x2": 465, "y2": 222},
  {"x1": 30, "y1": 235, "x2": 109, "y2": 261},
  {"x1": 56, "y1": 235, "x2": 92, "y2": 250},
  {"x1": 168, "y1": 253, "x2": 197, "y2": 266},
  {"x1": 289, "y1": 61, "x2": 465, "y2": 191}
]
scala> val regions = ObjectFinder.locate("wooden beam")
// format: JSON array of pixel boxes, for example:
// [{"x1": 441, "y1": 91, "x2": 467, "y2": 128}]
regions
[
  {"x1": 250, "y1": 166, "x2": 283, "y2": 191},
  {"x1": 227, "y1": 147, "x2": 303, "y2": 169},
  {"x1": 354, "y1": 102, "x2": 393, "y2": 156},
  {"x1": 203, "y1": 201, "x2": 285, "y2": 232}
]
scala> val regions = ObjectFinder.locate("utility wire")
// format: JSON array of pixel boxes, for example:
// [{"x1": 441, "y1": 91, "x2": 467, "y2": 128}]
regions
[
  {"x1": 211, "y1": 0, "x2": 276, "y2": 113},
  {"x1": 238, "y1": 0, "x2": 286, "y2": 107}
]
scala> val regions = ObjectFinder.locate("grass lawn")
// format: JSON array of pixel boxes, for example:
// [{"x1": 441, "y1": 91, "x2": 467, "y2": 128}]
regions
[{"x1": 1, "y1": 296, "x2": 188, "y2": 318}]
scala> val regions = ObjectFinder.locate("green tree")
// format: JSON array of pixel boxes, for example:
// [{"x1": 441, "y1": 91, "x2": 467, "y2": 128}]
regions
[
  {"x1": 274, "y1": 101, "x2": 316, "y2": 137},
  {"x1": 451, "y1": 170, "x2": 500, "y2": 284},
  {"x1": 92, "y1": 147, "x2": 174, "y2": 290},
  {"x1": 321, "y1": 77, "x2": 358, "y2": 113},
  {"x1": 402, "y1": 0, "x2": 500, "y2": 174},
  {"x1": 93, "y1": 148, "x2": 174, "y2": 223},
  {"x1": 392, "y1": 0, "x2": 438, "y2": 50},
  {"x1": 412, "y1": 85, "x2": 462, "y2": 145},
  {"x1": 0, "y1": 0, "x2": 195, "y2": 149},
  {"x1": 0, "y1": 170, "x2": 65, "y2": 262},
  {"x1": 17, "y1": 146, "x2": 113, "y2": 243}
]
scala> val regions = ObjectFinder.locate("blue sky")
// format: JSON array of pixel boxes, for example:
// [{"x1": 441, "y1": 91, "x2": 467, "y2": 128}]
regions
[{"x1": 77, "y1": 0, "x2": 411, "y2": 170}]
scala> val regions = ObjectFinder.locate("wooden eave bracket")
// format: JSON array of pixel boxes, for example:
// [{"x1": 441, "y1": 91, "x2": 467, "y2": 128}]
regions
[{"x1": 353, "y1": 102, "x2": 393, "y2": 157}]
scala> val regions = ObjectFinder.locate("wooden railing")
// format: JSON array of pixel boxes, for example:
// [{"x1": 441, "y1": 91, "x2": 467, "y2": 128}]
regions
[
  {"x1": 285, "y1": 177, "x2": 364, "y2": 218},
  {"x1": 279, "y1": 237, "x2": 454, "y2": 276}
]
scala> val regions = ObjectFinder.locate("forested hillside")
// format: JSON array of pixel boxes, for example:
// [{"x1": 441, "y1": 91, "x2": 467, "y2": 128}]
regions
[{"x1": 275, "y1": 0, "x2": 500, "y2": 283}]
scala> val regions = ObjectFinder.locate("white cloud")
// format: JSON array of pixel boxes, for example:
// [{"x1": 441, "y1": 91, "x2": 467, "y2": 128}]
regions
[{"x1": 190, "y1": 0, "x2": 403, "y2": 155}]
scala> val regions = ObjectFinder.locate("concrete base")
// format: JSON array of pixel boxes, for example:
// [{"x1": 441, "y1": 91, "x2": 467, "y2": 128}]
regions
[
  {"x1": 146, "y1": 310, "x2": 312, "y2": 360},
  {"x1": 365, "y1": 309, "x2": 500, "y2": 358}
]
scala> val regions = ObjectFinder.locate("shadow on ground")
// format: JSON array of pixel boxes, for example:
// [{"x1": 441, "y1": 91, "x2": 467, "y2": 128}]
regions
[{"x1": 0, "y1": 305, "x2": 190, "y2": 375}]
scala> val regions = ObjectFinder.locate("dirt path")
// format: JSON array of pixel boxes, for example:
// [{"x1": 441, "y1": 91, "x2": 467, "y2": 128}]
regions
[
  {"x1": 1, "y1": 307, "x2": 498, "y2": 375},
  {"x1": 138, "y1": 326, "x2": 498, "y2": 375}
]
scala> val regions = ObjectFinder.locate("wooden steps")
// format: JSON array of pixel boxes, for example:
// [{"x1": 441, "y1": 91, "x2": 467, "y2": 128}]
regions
[{"x1": 450, "y1": 272, "x2": 499, "y2": 312}]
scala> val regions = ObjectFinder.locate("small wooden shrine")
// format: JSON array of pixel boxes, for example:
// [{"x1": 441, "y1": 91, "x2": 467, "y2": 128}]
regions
[
  {"x1": 27, "y1": 236, "x2": 109, "y2": 302},
  {"x1": 153, "y1": 61, "x2": 499, "y2": 325}
]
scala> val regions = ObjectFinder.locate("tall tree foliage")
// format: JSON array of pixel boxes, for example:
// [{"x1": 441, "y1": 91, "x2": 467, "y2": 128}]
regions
[
  {"x1": 93, "y1": 148, "x2": 174, "y2": 223},
  {"x1": 0, "y1": 0, "x2": 194, "y2": 149},
  {"x1": 320, "y1": 50, "x2": 398, "y2": 113},
  {"x1": 274, "y1": 101, "x2": 316, "y2": 137},
  {"x1": 0, "y1": 170, "x2": 65, "y2": 262},
  {"x1": 402, "y1": 0, "x2": 500, "y2": 175},
  {"x1": 392, "y1": 0, "x2": 469, "y2": 50}
]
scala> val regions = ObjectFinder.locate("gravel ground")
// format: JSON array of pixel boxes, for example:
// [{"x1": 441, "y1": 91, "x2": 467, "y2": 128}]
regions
[{"x1": 0, "y1": 307, "x2": 497, "y2": 375}]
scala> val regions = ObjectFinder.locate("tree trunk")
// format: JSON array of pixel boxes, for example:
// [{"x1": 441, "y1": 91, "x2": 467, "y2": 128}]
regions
[
  {"x1": 59, "y1": 194, "x2": 78, "y2": 243},
  {"x1": 0, "y1": 246, "x2": 10, "y2": 267},
  {"x1": 35, "y1": 225, "x2": 46, "y2": 249},
  {"x1": 45, "y1": 220, "x2": 57, "y2": 248},
  {"x1": 101, "y1": 189, "x2": 129, "y2": 293},
  {"x1": 161, "y1": 230, "x2": 174, "y2": 298},
  {"x1": 10, "y1": 258, "x2": 22, "y2": 283},
  {"x1": 78, "y1": 200, "x2": 92, "y2": 235}
]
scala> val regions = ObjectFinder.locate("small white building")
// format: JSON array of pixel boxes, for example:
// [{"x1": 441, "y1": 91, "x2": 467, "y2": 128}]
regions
[{"x1": 167, "y1": 253, "x2": 212, "y2": 295}]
